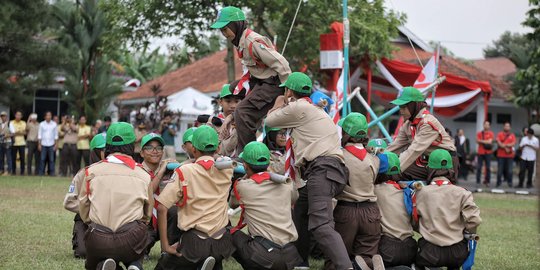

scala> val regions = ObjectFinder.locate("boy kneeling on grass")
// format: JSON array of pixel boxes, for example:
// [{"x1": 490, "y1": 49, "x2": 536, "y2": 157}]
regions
[
  {"x1": 415, "y1": 149, "x2": 482, "y2": 270},
  {"x1": 230, "y1": 141, "x2": 302, "y2": 270},
  {"x1": 154, "y1": 125, "x2": 234, "y2": 270},
  {"x1": 374, "y1": 152, "x2": 418, "y2": 269}
]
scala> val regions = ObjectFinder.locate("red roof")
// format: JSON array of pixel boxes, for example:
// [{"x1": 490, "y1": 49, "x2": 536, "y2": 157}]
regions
[
  {"x1": 473, "y1": 57, "x2": 517, "y2": 77},
  {"x1": 118, "y1": 49, "x2": 243, "y2": 100},
  {"x1": 391, "y1": 44, "x2": 512, "y2": 100}
]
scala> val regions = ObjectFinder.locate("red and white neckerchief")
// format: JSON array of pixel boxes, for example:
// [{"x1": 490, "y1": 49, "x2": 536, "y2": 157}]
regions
[
  {"x1": 216, "y1": 113, "x2": 225, "y2": 121},
  {"x1": 284, "y1": 97, "x2": 313, "y2": 181},
  {"x1": 431, "y1": 179, "x2": 452, "y2": 186},
  {"x1": 344, "y1": 145, "x2": 367, "y2": 161},
  {"x1": 230, "y1": 172, "x2": 271, "y2": 234}
]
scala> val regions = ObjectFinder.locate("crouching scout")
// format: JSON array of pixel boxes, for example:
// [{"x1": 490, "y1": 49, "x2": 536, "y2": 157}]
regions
[
  {"x1": 63, "y1": 133, "x2": 106, "y2": 259},
  {"x1": 155, "y1": 125, "x2": 234, "y2": 270},
  {"x1": 386, "y1": 87, "x2": 457, "y2": 181},
  {"x1": 265, "y1": 72, "x2": 352, "y2": 270},
  {"x1": 218, "y1": 81, "x2": 245, "y2": 157},
  {"x1": 415, "y1": 149, "x2": 482, "y2": 270},
  {"x1": 230, "y1": 141, "x2": 302, "y2": 270},
  {"x1": 331, "y1": 113, "x2": 383, "y2": 270},
  {"x1": 79, "y1": 122, "x2": 153, "y2": 270},
  {"x1": 374, "y1": 152, "x2": 418, "y2": 269}
]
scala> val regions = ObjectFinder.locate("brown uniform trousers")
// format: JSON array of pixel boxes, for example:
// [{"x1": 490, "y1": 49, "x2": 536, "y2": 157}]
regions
[
  {"x1": 154, "y1": 229, "x2": 235, "y2": 270},
  {"x1": 293, "y1": 156, "x2": 352, "y2": 270},
  {"x1": 326, "y1": 201, "x2": 381, "y2": 270},
  {"x1": 233, "y1": 231, "x2": 302, "y2": 270},
  {"x1": 401, "y1": 155, "x2": 459, "y2": 181},
  {"x1": 378, "y1": 235, "x2": 417, "y2": 267},
  {"x1": 416, "y1": 237, "x2": 468, "y2": 270},
  {"x1": 84, "y1": 221, "x2": 148, "y2": 270},
  {"x1": 146, "y1": 206, "x2": 181, "y2": 255},
  {"x1": 73, "y1": 213, "x2": 88, "y2": 258},
  {"x1": 234, "y1": 76, "x2": 283, "y2": 154}
]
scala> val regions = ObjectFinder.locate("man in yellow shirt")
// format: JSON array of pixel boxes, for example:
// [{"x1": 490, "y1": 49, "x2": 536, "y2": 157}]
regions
[{"x1": 10, "y1": 110, "x2": 26, "y2": 175}]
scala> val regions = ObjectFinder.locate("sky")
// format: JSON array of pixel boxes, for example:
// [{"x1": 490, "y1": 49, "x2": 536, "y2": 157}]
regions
[{"x1": 385, "y1": 0, "x2": 532, "y2": 59}]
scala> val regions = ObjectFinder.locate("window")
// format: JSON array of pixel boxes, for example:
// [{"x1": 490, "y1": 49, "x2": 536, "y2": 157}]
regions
[
  {"x1": 455, "y1": 112, "x2": 492, "y2": 123},
  {"x1": 496, "y1": 114, "x2": 511, "y2": 124}
]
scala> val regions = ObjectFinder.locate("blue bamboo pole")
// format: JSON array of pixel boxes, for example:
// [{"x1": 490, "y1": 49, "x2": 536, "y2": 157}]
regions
[
  {"x1": 355, "y1": 91, "x2": 393, "y2": 142},
  {"x1": 341, "y1": 0, "x2": 350, "y2": 117},
  {"x1": 368, "y1": 106, "x2": 399, "y2": 128}
]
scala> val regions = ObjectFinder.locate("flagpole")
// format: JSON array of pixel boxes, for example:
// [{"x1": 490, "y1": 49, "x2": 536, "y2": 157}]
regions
[
  {"x1": 341, "y1": 0, "x2": 350, "y2": 117},
  {"x1": 430, "y1": 44, "x2": 441, "y2": 114}
]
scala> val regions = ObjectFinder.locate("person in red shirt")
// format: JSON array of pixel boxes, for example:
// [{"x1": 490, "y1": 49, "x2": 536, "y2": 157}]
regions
[
  {"x1": 496, "y1": 122, "x2": 516, "y2": 187},
  {"x1": 476, "y1": 121, "x2": 495, "y2": 186}
]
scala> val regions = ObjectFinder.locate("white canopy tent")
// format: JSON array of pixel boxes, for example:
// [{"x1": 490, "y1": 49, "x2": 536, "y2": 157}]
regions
[{"x1": 167, "y1": 87, "x2": 215, "y2": 153}]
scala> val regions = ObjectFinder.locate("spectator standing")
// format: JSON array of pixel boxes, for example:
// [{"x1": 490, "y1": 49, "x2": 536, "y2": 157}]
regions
[
  {"x1": 57, "y1": 115, "x2": 67, "y2": 175},
  {"x1": 517, "y1": 129, "x2": 539, "y2": 188},
  {"x1": 92, "y1": 119, "x2": 102, "y2": 137},
  {"x1": 59, "y1": 115, "x2": 78, "y2": 177},
  {"x1": 0, "y1": 111, "x2": 12, "y2": 175},
  {"x1": 133, "y1": 121, "x2": 148, "y2": 163},
  {"x1": 160, "y1": 113, "x2": 177, "y2": 160},
  {"x1": 496, "y1": 122, "x2": 516, "y2": 187},
  {"x1": 76, "y1": 115, "x2": 91, "y2": 170},
  {"x1": 476, "y1": 121, "x2": 494, "y2": 187},
  {"x1": 97, "y1": 116, "x2": 111, "y2": 133},
  {"x1": 454, "y1": 128, "x2": 470, "y2": 181},
  {"x1": 38, "y1": 111, "x2": 58, "y2": 176},
  {"x1": 9, "y1": 111, "x2": 26, "y2": 175},
  {"x1": 26, "y1": 113, "x2": 40, "y2": 175}
]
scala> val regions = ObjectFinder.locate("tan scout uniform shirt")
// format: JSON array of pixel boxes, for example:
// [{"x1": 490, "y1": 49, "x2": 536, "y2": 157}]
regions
[
  {"x1": 387, "y1": 109, "x2": 456, "y2": 171},
  {"x1": 78, "y1": 155, "x2": 153, "y2": 231},
  {"x1": 416, "y1": 177, "x2": 482, "y2": 246},
  {"x1": 157, "y1": 156, "x2": 233, "y2": 237},
  {"x1": 218, "y1": 115, "x2": 237, "y2": 157},
  {"x1": 63, "y1": 168, "x2": 86, "y2": 213},
  {"x1": 265, "y1": 98, "x2": 344, "y2": 169},
  {"x1": 238, "y1": 29, "x2": 291, "y2": 83},
  {"x1": 26, "y1": 121, "x2": 39, "y2": 142},
  {"x1": 235, "y1": 173, "x2": 299, "y2": 246},
  {"x1": 374, "y1": 182, "x2": 414, "y2": 240},
  {"x1": 61, "y1": 124, "x2": 78, "y2": 144},
  {"x1": 337, "y1": 143, "x2": 379, "y2": 202}
]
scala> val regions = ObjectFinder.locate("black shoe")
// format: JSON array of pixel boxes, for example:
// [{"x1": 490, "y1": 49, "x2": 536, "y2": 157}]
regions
[
  {"x1": 527, "y1": 185, "x2": 533, "y2": 189},
  {"x1": 514, "y1": 185, "x2": 523, "y2": 189}
]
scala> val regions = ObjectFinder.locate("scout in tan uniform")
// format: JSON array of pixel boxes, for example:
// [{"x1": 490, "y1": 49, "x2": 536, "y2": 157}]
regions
[
  {"x1": 265, "y1": 72, "x2": 352, "y2": 270},
  {"x1": 138, "y1": 133, "x2": 179, "y2": 257},
  {"x1": 182, "y1": 127, "x2": 197, "y2": 161},
  {"x1": 263, "y1": 126, "x2": 287, "y2": 174},
  {"x1": 25, "y1": 113, "x2": 40, "y2": 175},
  {"x1": 155, "y1": 125, "x2": 234, "y2": 270},
  {"x1": 59, "y1": 115, "x2": 78, "y2": 177},
  {"x1": 79, "y1": 122, "x2": 153, "y2": 270},
  {"x1": 374, "y1": 152, "x2": 418, "y2": 268},
  {"x1": 218, "y1": 81, "x2": 245, "y2": 157},
  {"x1": 211, "y1": 6, "x2": 291, "y2": 154},
  {"x1": 415, "y1": 149, "x2": 482, "y2": 270},
  {"x1": 366, "y1": 138, "x2": 388, "y2": 155},
  {"x1": 229, "y1": 141, "x2": 302, "y2": 270},
  {"x1": 386, "y1": 87, "x2": 457, "y2": 181},
  {"x1": 63, "y1": 133, "x2": 106, "y2": 259},
  {"x1": 329, "y1": 113, "x2": 383, "y2": 270}
]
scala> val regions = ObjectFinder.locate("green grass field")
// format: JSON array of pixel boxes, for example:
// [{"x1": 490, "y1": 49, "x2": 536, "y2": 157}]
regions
[{"x1": 0, "y1": 176, "x2": 538, "y2": 270}]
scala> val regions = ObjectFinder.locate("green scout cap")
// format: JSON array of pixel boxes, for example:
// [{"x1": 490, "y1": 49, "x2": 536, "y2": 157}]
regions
[
  {"x1": 337, "y1": 112, "x2": 368, "y2": 138},
  {"x1": 182, "y1": 127, "x2": 197, "y2": 144},
  {"x1": 367, "y1": 139, "x2": 388, "y2": 149},
  {"x1": 220, "y1": 84, "x2": 232, "y2": 98},
  {"x1": 239, "y1": 141, "x2": 271, "y2": 166},
  {"x1": 390, "y1": 86, "x2": 425, "y2": 106},
  {"x1": 106, "y1": 122, "x2": 136, "y2": 146},
  {"x1": 210, "y1": 6, "x2": 245, "y2": 29},
  {"x1": 192, "y1": 125, "x2": 219, "y2": 151},
  {"x1": 141, "y1": 133, "x2": 164, "y2": 148},
  {"x1": 279, "y1": 72, "x2": 312, "y2": 94},
  {"x1": 385, "y1": 151, "x2": 401, "y2": 175},
  {"x1": 427, "y1": 149, "x2": 453, "y2": 169},
  {"x1": 90, "y1": 133, "x2": 106, "y2": 150}
]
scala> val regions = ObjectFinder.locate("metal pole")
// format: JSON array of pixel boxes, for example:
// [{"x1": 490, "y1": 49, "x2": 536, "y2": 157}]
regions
[
  {"x1": 356, "y1": 91, "x2": 393, "y2": 142},
  {"x1": 341, "y1": 0, "x2": 350, "y2": 117},
  {"x1": 430, "y1": 44, "x2": 441, "y2": 114}
]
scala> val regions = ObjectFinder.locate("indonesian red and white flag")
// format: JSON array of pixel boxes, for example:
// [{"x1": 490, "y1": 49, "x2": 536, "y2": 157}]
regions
[{"x1": 413, "y1": 45, "x2": 440, "y2": 94}]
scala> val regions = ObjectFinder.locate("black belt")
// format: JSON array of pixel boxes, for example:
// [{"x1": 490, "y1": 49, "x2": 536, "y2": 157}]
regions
[
  {"x1": 253, "y1": 236, "x2": 293, "y2": 252},
  {"x1": 250, "y1": 75, "x2": 280, "y2": 86},
  {"x1": 337, "y1": 200, "x2": 374, "y2": 207}
]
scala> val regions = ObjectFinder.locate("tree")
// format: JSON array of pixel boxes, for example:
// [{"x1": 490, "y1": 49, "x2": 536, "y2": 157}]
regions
[
  {"x1": 483, "y1": 31, "x2": 531, "y2": 69},
  {"x1": 53, "y1": 0, "x2": 122, "y2": 123},
  {"x1": 102, "y1": 0, "x2": 404, "y2": 81},
  {"x1": 113, "y1": 48, "x2": 179, "y2": 83},
  {"x1": 512, "y1": 0, "x2": 540, "y2": 123},
  {"x1": 0, "y1": 0, "x2": 66, "y2": 111}
]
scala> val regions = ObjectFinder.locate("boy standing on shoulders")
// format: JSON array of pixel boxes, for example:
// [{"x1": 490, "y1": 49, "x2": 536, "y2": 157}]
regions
[
  {"x1": 265, "y1": 72, "x2": 352, "y2": 270},
  {"x1": 230, "y1": 141, "x2": 302, "y2": 270}
]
